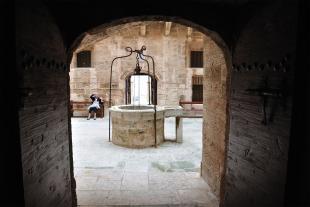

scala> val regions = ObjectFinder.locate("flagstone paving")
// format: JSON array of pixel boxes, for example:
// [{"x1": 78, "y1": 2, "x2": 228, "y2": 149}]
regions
[{"x1": 72, "y1": 117, "x2": 218, "y2": 206}]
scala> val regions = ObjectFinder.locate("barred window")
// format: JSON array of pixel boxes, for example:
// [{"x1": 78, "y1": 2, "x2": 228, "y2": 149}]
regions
[
  {"x1": 76, "y1": 51, "x2": 91, "y2": 67},
  {"x1": 192, "y1": 75, "x2": 203, "y2": 102},
  {"x1": 190, "y1": 51, "x2": 203, "y2": 68}
]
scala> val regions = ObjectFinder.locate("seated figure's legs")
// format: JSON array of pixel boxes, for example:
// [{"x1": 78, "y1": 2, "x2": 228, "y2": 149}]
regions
[
  {"x1": 87, "y1": 108, "x2": 93, "y2": 120},
  {"x1": 87, "y1": 107, "x2": 98, "y2": 120},
  {"x1": 93, "y1": 107, "x2": 97, "y2": 120}
]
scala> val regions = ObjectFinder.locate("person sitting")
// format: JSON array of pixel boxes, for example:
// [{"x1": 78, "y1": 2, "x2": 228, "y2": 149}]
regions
[
  {"x1": 97, "y1": 96, "x2": 104, "y2": 106},
  {"x1": 87, "y1": 97, "x2": 100, "y2": 120},
  {"x1": 90, "y1": 94, "x2": 96, "y2": 104}
]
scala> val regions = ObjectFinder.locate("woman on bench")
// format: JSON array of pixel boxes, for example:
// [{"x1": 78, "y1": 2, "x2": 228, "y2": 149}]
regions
[{"x1": 87, "y1": 94, "x2": 101, "y2": 120}]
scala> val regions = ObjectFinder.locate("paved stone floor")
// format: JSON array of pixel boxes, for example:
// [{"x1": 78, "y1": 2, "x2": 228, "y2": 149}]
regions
[{"x1": 72, "y1": 117, "x2": 218, "y2": 207}]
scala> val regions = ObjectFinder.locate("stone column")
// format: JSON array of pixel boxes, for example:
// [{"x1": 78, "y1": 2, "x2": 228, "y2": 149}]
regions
[{"x1": 176, "y1": 116, "x2": 183, "y2": 143}]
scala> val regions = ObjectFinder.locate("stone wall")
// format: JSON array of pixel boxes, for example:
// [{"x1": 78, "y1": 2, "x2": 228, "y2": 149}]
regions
[
  {"x1": 223, "y1": 1, "x2": 298, "y2": 206},
  {"x1": 16, "y1": 2, "x2": 75, "y2": 206},
  {"x1": 70, "y1": 22, "x2": 204, "y2": 116},
  {"x1": 202, "y1": 35, "x2": 230, "y2": 199}
]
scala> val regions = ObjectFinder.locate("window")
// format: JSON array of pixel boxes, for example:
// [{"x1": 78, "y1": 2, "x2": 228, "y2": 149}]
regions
[
  {"x1": 192, "y1": 75, "x2": 203, "y2": 102},
  {"x1": 76, "y1": 51, "x2": 91, "y2": 67},
  {"x1": 190, "y1": 51, "x2": 203, "y2": 68}
]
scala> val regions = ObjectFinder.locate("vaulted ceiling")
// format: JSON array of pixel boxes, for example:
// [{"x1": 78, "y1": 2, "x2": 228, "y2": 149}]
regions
[{"x1": 39, "y1": 0, "x2": 268, "y2": 50}]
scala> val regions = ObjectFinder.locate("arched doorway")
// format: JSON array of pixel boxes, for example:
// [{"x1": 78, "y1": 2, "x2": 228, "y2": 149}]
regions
[
  {"x1": 125, "y1": 73, "x2": 157, "y2": 105},
  {"x1": 69, "y1": 16, "x2": 231, "y2": 206}
]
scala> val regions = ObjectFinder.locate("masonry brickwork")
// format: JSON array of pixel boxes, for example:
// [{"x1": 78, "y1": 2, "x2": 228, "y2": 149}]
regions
[{"x1": 15, "y1": 2, "x2": 75, "y2": 206}]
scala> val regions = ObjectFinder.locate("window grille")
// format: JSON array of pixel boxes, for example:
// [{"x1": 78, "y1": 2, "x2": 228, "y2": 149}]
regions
[
  {"x1": 192, "y1": 75, "x2": 203, "y2": 102},
  {"x1": 76, "y1": 51, "x2": 91, "y2": 67},
  {"x1": 190, "y1": 51, "x2": 203, "y2": 68}
]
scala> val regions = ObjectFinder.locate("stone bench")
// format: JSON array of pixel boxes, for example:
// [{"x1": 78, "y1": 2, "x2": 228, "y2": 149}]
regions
[
  {"x1": 162, "y1": 105, "x2": 184, "y2": 143},
  {"x1": 70, "y1": 101, "x2": 105, "y2": 118}
]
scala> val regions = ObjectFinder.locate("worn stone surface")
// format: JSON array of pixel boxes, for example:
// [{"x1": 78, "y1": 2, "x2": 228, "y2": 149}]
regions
[
  {"x1": 110, "y1": 105, "x2": 165, "y2": 148},
  {"x1": 164, "y1": 105, "x2": 184, "y2": 117},
  {"x1": 223, "y1": 1, "x2": 298, "y2": 206},
  {"x1": 199, "y1": 35, "x2": 230, "y2": 200},
  {"x1": 72, "y1": 117, "x2": 218, "y2": 206},
  {"x1": 15, "y1": 2, "x2": 74, "y2": 207}
]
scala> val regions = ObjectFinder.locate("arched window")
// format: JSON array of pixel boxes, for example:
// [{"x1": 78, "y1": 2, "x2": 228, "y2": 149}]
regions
[{"x1": 125, "y1": 73, "x2": 157, "y2": 105}]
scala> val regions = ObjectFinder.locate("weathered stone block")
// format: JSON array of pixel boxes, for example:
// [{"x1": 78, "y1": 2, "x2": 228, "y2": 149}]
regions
[{"x1": 110, "y1": 105, "x2": 165, "y2": 148}]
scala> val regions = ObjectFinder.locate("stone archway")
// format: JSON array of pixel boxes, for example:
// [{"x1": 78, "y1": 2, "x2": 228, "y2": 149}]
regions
[{"x1": 69, "y1": 16, "x2": 232, "y2": 204}]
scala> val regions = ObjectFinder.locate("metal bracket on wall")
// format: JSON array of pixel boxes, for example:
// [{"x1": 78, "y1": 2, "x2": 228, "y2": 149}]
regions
[{"x1": 245, "y1": 76, "x2": 288, "y2": 125}]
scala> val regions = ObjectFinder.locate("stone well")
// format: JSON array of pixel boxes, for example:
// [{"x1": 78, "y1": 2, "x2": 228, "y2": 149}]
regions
[{"x1": 109, "y1": 105, "x2": 165, "y2": 148}]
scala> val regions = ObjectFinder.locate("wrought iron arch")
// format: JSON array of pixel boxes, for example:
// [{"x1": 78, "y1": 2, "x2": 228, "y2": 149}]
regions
[{"x1": 109, "y1": 46, "x2": 158, "y2": 147}]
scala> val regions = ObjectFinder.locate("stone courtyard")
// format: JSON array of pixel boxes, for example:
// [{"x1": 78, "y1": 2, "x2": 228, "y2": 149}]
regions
[{"x1": 72, "y1": 117, "x2": 218, "y2": 206}]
